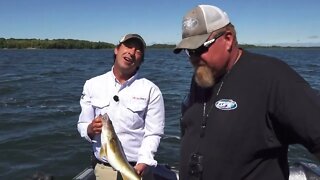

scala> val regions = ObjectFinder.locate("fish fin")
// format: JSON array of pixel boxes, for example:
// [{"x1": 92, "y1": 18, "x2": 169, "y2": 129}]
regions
[
  {"x1": 121, "y1": 173, "x2": 141, "y2": 180},
  {"x1": 99, "y1": 145, "x2": 107, "y2": 158},
  {"x1": 121, "y1": 174, "x2": 130, "y2": 180}
]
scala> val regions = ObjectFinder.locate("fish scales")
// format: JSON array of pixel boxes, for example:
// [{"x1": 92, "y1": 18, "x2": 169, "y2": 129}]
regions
[{"x1": 99, "y1": 113, "x2": 141, "y2": 180}]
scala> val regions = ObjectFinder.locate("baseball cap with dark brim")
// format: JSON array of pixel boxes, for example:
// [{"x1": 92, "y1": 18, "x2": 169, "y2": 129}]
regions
[
  {"x1": 119, "y1": 33, "x2": 146, "y2": 48},
  {"x1": 173, "y1": 5, "x2": 230, "y2": 54}
]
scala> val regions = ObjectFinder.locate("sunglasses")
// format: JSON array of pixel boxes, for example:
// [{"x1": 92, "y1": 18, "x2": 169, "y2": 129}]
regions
[{"x1": 185, "y1": 31, "x2": 225, "y2": 57}]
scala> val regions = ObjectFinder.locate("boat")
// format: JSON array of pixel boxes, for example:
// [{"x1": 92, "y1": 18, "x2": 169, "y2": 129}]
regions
[
  {"x1": 73, "y1": 164, "x2": 178, "y2": 180},
  {"x1": 73, "y1": 161, "x2": 320, "y2": 180}
]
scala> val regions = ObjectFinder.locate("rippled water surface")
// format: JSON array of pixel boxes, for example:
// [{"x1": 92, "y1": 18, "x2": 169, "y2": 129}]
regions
[{"x1": 0, "y1": 48, "x2": 319, "y2": 179}]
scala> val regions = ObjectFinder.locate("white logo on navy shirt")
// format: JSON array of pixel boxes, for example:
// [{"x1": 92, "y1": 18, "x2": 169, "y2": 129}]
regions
[{"x1": 215, "y1": 99, "x2": 237, "y2": 110}]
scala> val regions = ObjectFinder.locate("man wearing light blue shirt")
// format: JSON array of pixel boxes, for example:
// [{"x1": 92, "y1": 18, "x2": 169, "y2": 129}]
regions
[{"x1": 77, "y1": 34, "x2": 165, "y2": 179}]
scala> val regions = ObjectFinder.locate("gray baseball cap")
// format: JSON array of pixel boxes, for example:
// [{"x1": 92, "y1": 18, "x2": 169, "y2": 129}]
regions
[
  {"x1": 119, "y1": 33, "x2": 146, "y2": 48},
  {"x1": 174, "y1": 5, "x2": 230, "y2": 54}
]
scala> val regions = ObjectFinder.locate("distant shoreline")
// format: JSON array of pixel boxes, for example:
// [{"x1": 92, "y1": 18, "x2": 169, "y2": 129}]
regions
[
  {"x1": 0, "y1": 38, "x2": 319, "y2": 49},
  {"x1": 1, "y1": 46, "x2": 320, "y2": 50}
]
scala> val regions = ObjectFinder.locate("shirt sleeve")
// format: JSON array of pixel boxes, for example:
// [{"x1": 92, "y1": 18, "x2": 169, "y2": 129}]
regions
[
  {"x1": 137, "y1": 86, "x2": 165, "y2": 166},
  {"x1": 77, "y1": 80, "x2": 95, "y2": 143},
  {"x1": 269, "y1": 62, "x2": 320, "y2": 153}
]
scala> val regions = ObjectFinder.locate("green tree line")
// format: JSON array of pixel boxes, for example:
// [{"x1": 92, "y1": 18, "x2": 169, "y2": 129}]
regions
[
  {"x1": 0, "y1": 38, "x2": 115, "y2": 49},
  {"x1": 2, "y1": 38, "x2": 314, "y2": 50},
  {"x1": 148, "y1": 44, "x2": 176, "y2": 48}
]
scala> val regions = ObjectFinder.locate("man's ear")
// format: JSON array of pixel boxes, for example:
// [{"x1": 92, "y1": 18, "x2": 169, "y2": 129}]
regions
[
  {"x1": 114, "y1": 47, "x2": 118, "y2": 55},
  {"x1": 224, "y1": 31, "x2": 234, "y2": 52}
]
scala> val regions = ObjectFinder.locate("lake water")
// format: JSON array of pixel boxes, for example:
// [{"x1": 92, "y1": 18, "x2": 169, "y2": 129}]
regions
[{"x1": 0, "y1": 48, "x2": 319, "y2": 179}]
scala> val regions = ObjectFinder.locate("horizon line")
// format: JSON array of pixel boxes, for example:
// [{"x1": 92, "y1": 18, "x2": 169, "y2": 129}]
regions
[{"x1": 1, "y1": 37, "x2": 320, "y2": 48}]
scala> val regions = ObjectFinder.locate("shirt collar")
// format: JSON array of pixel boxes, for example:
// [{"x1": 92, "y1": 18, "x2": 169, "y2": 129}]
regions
[{"x1": 111, "y1": 66, "x2": 139, "y2": 88}]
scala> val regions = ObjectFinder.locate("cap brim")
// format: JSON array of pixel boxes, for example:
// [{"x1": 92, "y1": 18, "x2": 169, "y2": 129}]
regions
[
  {"x1": 130, "y1": 37, "x2": 146, "y2": 48},
  {"x1": 173, "y1": 33, "x2": 211, "y2": 54},
  {"x1": 120, "y1": 34, "x2": 146, "y2": 48}
]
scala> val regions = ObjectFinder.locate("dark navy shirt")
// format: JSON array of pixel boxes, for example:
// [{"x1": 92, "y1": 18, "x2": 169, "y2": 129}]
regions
[{"x1": 180, "y1": 50, "x2": 320, "y2": 180}]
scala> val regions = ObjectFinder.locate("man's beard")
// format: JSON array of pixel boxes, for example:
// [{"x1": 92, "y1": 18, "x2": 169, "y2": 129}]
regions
[{"x1": 194, "y1": 65, "x2": 216, "y2": 88}]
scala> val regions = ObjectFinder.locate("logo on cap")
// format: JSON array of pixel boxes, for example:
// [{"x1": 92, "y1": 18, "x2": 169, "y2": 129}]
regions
[
  {"x1": 215, "y1": 99, "x2": 237, "y2": 110},
  {"x1": 183, "y1": 18, "x2": 198, "y2": 31}
]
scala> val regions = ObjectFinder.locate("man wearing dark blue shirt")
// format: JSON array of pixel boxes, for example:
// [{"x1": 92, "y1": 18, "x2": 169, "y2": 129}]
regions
[{"x1": 174, "y1": 4, "x2": 320, "y2": 180}]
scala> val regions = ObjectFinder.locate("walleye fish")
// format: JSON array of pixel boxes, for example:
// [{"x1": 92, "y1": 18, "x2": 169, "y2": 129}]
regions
[{"x1": 99, "y1": 113, "x2": 141, "y2": 180}]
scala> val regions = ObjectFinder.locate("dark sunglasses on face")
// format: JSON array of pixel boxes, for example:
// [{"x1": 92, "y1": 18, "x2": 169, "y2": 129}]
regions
[{"x1": 185, "y1": 31, "x2": 226, "y2": 57}]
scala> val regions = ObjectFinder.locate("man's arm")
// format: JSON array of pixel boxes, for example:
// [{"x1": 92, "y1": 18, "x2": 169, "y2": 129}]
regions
[
  {"x1": 137, "y1": 86, "x2": 165, "y2": 167},
  {"x1": 77, "y1": 81, "x2": 96, "y2": 142}
]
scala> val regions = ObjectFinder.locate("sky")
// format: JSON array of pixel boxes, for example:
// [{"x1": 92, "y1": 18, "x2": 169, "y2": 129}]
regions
[{"x1": 1, "y1": 0, "x2": 320, "y2": 46}]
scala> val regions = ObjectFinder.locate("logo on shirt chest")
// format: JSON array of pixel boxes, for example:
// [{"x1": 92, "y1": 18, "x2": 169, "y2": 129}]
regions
[
  {"x1": 215, "y1": 99, "x2": 237, "y2": 110},
  {"x1": 132, "y1": 96, "x2": 146, "y2": 101}
]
